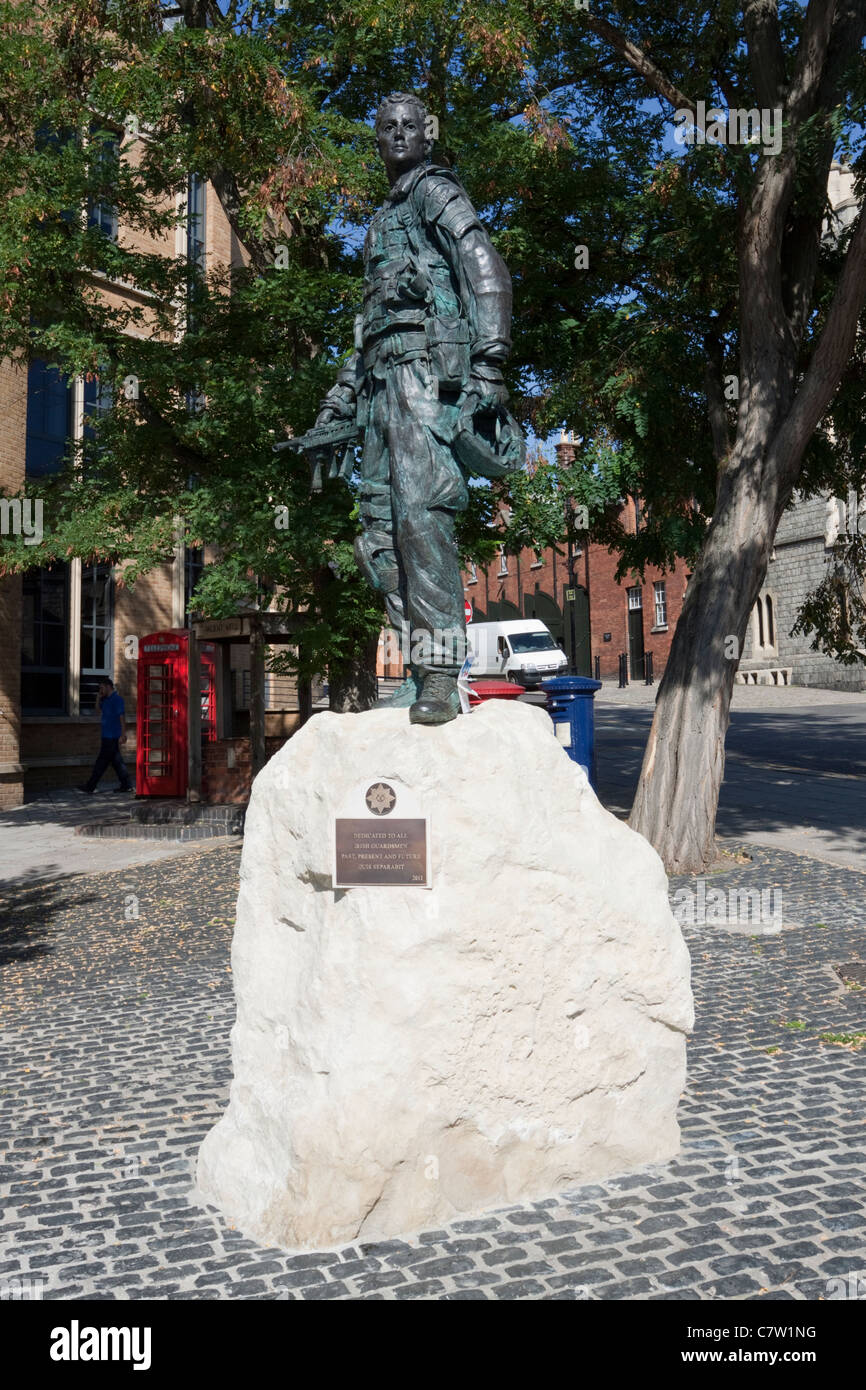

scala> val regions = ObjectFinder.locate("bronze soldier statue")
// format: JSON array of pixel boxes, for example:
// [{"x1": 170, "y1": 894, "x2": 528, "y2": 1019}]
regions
[{"x1": 312, "y1": 91, "x2": 523, "y2": 725}]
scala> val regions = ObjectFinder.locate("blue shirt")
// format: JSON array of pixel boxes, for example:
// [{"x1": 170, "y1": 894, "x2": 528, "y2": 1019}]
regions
[{"x1": 100, "y1": 690, "x2": 125, "y2": 739}]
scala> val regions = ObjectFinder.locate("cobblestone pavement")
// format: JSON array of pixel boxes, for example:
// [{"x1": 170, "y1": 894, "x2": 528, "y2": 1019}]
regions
[{"x1": 1, "y1": 841, "x2": 864, "y2": 1301}]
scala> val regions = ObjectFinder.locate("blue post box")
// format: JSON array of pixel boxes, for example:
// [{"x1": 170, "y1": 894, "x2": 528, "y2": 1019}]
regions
[{"x1": 543, "y1": 675, "x2": 602, "y2": 788}]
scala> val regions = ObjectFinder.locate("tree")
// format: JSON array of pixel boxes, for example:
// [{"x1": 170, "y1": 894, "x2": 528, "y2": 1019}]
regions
[
  {"x1": 572, "y1": 2, "x2": 866, "y2": 872},
  {"x1": 5, "y1": 0, "x2": 863, "y2": 847},
  {"x1": 0, "y1": 0, "x2": 389, "y2": 707},
  {"x1": 0, "y1": 0, "x2": 584, "y2": 708}
]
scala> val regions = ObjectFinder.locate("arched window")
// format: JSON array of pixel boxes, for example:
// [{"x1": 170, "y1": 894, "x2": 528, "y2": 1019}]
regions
[
  {"x1": 756, "y1": 598, "x2": 764, "y2": 648},
  {"x1": 765, "y1": 594, "x2": 775, "y2": 648}
]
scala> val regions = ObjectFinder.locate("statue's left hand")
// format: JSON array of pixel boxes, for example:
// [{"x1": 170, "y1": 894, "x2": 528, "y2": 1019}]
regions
[{"x1": 468, "y1": 361, "x2": 508, "y2": 410}]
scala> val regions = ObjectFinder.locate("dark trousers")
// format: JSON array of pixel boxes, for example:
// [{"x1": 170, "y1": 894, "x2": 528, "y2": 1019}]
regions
[{"x1": 85, "y1": 738, "x2": 132, "y2": 791}]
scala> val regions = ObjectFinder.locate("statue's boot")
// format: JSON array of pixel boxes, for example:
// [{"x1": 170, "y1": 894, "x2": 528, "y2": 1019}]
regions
[
  {"x1": 409, "y1": 670, "x2": 461, "y2": 726},
  {"x1": 384, "y1": 667, "x2": 424, "y2": 708}
]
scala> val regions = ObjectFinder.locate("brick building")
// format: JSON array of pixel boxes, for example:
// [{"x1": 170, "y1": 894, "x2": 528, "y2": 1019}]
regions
[
  {"x1": 462, "y1": 434, "x2": 690, "y2": 684},
  {"x1": 0, "y1": 122, "x2": 304, "y2": 806}
]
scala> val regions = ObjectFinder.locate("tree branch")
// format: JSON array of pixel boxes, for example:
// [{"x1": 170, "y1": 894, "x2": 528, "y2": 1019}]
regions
[
  {"x1": 135, "y1": 386, "x2": 212, "y2": 473},
  {"x1": 781, "y1": 0, "x2": 866, "y2": 347},
  {"x1": 704, "y1": 334, "x2": 730, "y2": 465},
  {"x1": 785, "y1": 0, "x2": 836, "y2": 126},
  {"x1": 768, "y1": 209, "x2": 866, "y2": 489},
  {"x1": 582, "y1": 13, "x2": 696, "y2": 116},
  {"x1": 743, "y1": 0, "x2": 786, "y2": 109}
]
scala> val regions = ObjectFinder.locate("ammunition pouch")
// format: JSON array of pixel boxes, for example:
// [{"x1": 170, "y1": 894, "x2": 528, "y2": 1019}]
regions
[
  {"x1": 354, "y1": 527, "x2": 399, "y2": 596},
  {"x1": 425, "y1": 316, "x2": 471, "y2": 392}
]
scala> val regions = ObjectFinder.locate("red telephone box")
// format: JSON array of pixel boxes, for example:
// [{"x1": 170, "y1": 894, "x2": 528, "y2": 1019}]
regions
[{"x1": 136, "y1": 630, "x2": 217, "y2": 797}]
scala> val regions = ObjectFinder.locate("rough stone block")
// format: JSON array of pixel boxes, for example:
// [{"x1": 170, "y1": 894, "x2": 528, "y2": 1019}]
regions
[{"x1": 196, "y1": 701, "x2": 693, "y2": 1249}]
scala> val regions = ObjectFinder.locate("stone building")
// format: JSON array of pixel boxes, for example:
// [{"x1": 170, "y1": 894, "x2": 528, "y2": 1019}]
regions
[{"x1": 738, "y1": 492, "x2": 866, "y2": 691}]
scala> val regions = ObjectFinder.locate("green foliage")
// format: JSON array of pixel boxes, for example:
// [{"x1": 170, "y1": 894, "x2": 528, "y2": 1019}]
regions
[{"x1": 2, "y1": 0, "x2": 864, "y2": 688}]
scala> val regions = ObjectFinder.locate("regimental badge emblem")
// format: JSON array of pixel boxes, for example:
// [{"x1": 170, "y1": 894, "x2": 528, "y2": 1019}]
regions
[{"x1": 365, "y1": 782, "x2": 396, "y2": 816}]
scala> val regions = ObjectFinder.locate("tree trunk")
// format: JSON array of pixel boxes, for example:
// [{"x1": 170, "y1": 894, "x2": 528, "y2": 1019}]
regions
[
  {"x1": 297, "y1": 676, "x2": 313, "y2": 727},
  {"x1": 587, "y1": 0, "x2": 866, "y2": 875},
  {"x1": 328, "y1": 634, "x2": 380, "y2": 713},
  {"x1": 249, "y1": 620, "x2": 267, "y2": 775},
  {"x1": 629, "y1": 451, "x2": 782, "y2": 872}
]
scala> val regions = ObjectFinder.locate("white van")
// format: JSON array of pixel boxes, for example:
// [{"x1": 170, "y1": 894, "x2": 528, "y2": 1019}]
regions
[{"x1": 466, "y1": 619, "x2": 568, "y2": 688}]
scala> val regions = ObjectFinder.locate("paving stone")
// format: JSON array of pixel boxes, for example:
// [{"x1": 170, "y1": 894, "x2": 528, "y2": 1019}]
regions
[
  {"x1": 616, "y1": 1256, "x2": 668, "y2": 1276},
  {"x1": 592, "y1": 1276, "x2": 657, "y2": 1299},
  {"x1": 350, "y1": 1270, "x2": 407, "y2": 1293},
  {"x1": 492, "y1": 1279, "x2": 547, "y2": 1298},
  {"x1": 411, "y1": 1256, "x2": 476, "y2": 1279},
  {"x1": 449, "y1": 1271, "x2": 502, "y2": 1289},
  {"x1": 2, "y1": 841, "x2": 864, "y2": 1302},
  {"x1": 701, "y1": 1274, "x2": 765, "y2": 1297}
]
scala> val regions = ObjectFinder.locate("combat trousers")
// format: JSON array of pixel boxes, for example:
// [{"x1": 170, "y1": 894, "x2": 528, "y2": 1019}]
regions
[{"x1": 356, "y1": 357, "x2": 469, "y2": 675}]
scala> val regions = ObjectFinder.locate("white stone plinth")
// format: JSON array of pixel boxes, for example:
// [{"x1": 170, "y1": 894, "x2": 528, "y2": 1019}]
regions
[{"x1": 196, "y1": 701, "x2": 693, "y2": 1249}]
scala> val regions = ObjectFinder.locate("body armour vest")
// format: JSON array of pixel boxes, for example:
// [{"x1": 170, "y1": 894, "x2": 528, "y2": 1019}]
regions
[{"x1": 361, "y1": 167, "x2": 466, "y2": 350}]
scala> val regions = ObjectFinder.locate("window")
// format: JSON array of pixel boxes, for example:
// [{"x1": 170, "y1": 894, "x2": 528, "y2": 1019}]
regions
[
  {"x1": 84, "y1": 372, "x2": 113, "y2": 434},
  {"x1": 26, "y1": 360, "x2": 72, "y2": 477},
  {"x1": 627, "y1": 586, "x2": 642, "y2": 610},
  {"x1": 184, "y1": 546, "x2": 204, "y2": 625},
  {"x1": 34, "y1": 125, "x2": 78, "y2": 226},
  {"x1": 87, "y1": 131, "x2": 120, "y2": 241},
  {"x1": 653, "y1": 580, "x2": 668, "y2": 628},
  {"x1": 466, "y1": 561, "x2": 477, "y2": 584},
  {"x1": 531, "y1": 550, "x2": 544, "y2": 569},
  {"x1": 508, "y1": 631, "x2": 558, "y2": 654},
  {"x1": 21, "y1": 566, "x2": 68, "y2": 714},
  {"x1": 80, "y1": 563, "x2": 114, "y2": 712},
  {"x1": 187, "y1": 173, "x2": 206, "y2": 268},
  {"x1": 187, "y1": 171, "x2": 206, "y2": 319},
  {"x1": 753, "y1": 593, "x2": 777, "y2": 653},
  {"x1": 498, "y1": 544, "x2": 508, "y2": 577}
]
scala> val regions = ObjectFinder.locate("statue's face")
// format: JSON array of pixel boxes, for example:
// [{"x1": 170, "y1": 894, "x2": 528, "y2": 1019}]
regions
[{"x1": 377, "y1": 101, "x2": 428, "y2": 183}]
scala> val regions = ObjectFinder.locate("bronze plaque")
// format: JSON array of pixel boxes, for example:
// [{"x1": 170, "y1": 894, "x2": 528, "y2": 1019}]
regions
[{"x1": 334, "y1": 818, "x2": 428, "y2": 887}]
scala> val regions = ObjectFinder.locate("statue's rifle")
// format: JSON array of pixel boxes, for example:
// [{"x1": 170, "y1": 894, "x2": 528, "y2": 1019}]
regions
[{"x1": 273, "y1": 419, "x2": 361, "y2": 492}]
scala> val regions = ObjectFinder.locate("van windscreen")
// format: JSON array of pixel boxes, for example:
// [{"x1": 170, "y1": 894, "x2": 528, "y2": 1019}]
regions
[{"x1": 508, "y1": 632, "x2": 558, "y2": 654}]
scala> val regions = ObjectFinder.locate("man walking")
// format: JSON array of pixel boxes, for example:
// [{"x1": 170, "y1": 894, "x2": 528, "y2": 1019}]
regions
[{"x1": 80, "y1": 678, "x2": 133, "y2": 794}]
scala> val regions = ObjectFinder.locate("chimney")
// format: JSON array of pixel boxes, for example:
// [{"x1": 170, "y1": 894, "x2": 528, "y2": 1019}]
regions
[{"x1": 556, "y1": 428, "x2": 576, "y2": 466}]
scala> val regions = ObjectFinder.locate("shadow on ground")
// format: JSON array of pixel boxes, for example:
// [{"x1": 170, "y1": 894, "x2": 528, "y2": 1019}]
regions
[
  {"x1": 0, "y1": 870, "x2": 101, "y2": 970},
  {"x1": 596, "y1": 703, "x2": 866, "y2": 865}
]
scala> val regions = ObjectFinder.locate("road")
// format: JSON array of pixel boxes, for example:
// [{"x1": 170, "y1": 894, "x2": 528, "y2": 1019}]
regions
[{"x1": 588, "y1": 685, "x2": 866, "y2": 871}]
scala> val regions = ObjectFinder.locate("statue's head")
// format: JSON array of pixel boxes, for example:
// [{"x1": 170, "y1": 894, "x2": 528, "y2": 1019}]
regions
[{"x1": 375, "y1": 91, "x2": 432, "y2": 183}]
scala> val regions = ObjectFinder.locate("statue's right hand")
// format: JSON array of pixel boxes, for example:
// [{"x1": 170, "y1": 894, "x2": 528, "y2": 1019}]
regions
[{"x1": 314, "y1": 406, "x2": 337, "y2": 429}]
